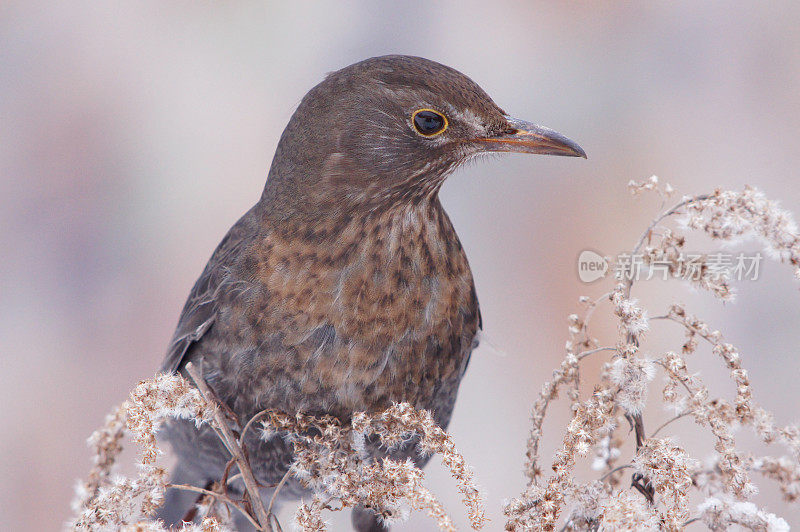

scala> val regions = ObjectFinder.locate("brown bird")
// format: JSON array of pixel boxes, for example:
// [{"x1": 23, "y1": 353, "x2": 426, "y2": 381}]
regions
[{"x1": 158, "y1": 55, "x2": 585, "y2": 531}]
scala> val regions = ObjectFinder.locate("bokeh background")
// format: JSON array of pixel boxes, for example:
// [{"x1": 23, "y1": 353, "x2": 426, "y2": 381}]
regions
[{"x1": 3, "y1": 1, "x2": 800, "y2": 530}]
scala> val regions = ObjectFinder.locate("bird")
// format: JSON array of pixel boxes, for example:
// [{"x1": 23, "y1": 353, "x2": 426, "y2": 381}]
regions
[{"x1": 157, "y1": 55, "x2": 585, "y2": 531}]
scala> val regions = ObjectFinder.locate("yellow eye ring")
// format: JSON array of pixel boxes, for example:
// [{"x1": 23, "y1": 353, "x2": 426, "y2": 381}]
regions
[{"x1": 412, "y1": 108, "x2": 448, "y2": 137}]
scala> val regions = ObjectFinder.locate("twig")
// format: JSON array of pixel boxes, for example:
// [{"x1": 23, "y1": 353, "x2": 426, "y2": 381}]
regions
[
  {"x1": 624, "y1": 194, "x2": 711, "y2": 298},
  {"x1": 598, "y1": 464, "x2": 633, "y2": 482},
  {"x1": 653, "y1": 359, "x2": 694, "y2": 396},
  {"x1": 271, "y1": 513, "x2": 284, "y2": 532},
  {"x1": 185, "y1": 362, "x2": 272, "y2": 530},
  {"x1": 577, "y1": 346, "x2": 616, "y2": 360},
  {"x1": 167, "y1": 483, "x2": 261, "y2": 530},
  {"x1": 650, "y1": 410, "x2": 694, "y2": 439},
  {"x1": 239, "y1": 409, "x2": 274, "y2": 446},
  {"x1": 617, "y1": 197, "x2": 709, "y2": 508},
  {"x1": 268, "y1": 468, "x2": 292, "y2": 517},
  {"x1": 578, "y1": 290, "x2": 613, "y2": 347},
  {"x1": 627, "y1": 412, "x2": 646, "y2": 449},
  {"x1": 220, "y1": 458, "x2": 236, "y2": 499},
  {"x1": 266, "y1": 468, "x2": 292, "y2": 532}
]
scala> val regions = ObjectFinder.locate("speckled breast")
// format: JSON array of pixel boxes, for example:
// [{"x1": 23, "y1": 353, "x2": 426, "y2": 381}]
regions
[{"x1": 209, "y1": 200, "x2": 480, "y2": 425}]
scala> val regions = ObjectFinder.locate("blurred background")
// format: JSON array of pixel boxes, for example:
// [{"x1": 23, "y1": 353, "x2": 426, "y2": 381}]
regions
[{"x1": 2, "y1": 1, "x2": 800, "y2": 529}]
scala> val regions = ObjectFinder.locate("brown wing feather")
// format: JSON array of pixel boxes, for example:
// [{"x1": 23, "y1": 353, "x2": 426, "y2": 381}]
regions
[{"x1": 160, "y1": 210, "x2": 253, "y2": 374}]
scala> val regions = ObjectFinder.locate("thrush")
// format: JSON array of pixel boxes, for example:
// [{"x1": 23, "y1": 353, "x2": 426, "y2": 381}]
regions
[{"x1": 157, "y1": 55, "x2": 585, "y2": 531}]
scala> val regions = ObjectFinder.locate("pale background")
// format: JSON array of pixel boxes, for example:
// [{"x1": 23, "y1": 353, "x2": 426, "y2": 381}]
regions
[{"x1": 2, "y1": 1, "x2": 800, "y2": 530}]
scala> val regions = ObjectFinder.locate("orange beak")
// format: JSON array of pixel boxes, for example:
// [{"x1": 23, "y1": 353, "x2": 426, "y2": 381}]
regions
[{"x1": 475, "y1": 117, "x2": 586, "y2": 158}]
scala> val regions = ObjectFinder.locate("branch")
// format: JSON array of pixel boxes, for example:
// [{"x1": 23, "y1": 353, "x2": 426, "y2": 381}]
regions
[
  {"x1": 184, "y1": 362, "x2": 272, "y2": 530},
  {"x1": 650, "y1": 410, "x2": 694, "y2": 439},
  {"x1": 167, "y1": 483, "x2": 261, "y2": 530},
  {"x1": 624, "y1": 193, "x2": 711, "y2": 298}
]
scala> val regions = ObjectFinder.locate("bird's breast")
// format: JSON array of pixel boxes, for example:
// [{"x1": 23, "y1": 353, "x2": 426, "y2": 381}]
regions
[{"x1": 236, "y1": 203, "x2": 479, "y2": 416}]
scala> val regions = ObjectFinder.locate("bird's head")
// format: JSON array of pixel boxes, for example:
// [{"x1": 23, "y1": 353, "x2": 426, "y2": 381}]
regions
[{"x1": 263, "y1": 55, "x2": 585, "y2": 219}]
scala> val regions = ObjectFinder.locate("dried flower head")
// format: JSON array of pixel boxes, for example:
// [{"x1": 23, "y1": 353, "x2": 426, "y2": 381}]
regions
[
  {"x1": 698, "y1": 496, "x2": 789, "y2": 531},
  {"x1": 608, "y1": 356, "x2": 656, "y2": 416},
  {"x1": 599, "y1": 489, "x2": 659, "y2": 531},
  {"x1": 72, "y1": 374, "x2": 219, "y2": 530},
  {"x1": 73, "y1": 372, "x2": 483, "y2": 531},
  {"x1": 262, "y1": 403, "x2": 485, "y2": 531}
]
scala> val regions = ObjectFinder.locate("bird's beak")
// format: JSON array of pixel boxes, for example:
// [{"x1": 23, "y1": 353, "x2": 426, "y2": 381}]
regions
[{"x1": 474, "y1": 117, "x2": 587, "y2": 158}]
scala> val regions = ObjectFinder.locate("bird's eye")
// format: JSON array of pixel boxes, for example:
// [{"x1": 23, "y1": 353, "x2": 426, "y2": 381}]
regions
[{"x1": 412, "y1": 109, "x2": 448, "y2": 137}]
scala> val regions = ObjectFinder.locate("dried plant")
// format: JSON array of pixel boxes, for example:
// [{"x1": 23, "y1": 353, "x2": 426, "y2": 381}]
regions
[
  {"x1": 71, "y1": 373, "x2": 222, "y2": 531},
  {"x1": 72, "y1": 178, "x2": 800, "y2": 531},
  {"x1": 70, "y1": 363, "x2": 484, "y2": 531},
  {"x1": 504, "y1": 178, "x2": 800, "y2": 531},
  {"x1": 272, "y1": 402, "x2": 484, "y2": 531}
]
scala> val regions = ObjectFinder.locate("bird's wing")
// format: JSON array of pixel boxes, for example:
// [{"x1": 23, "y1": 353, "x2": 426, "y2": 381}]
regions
[{"x1": 160, "y1": 215, "x2": 250, "y2": 374}]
